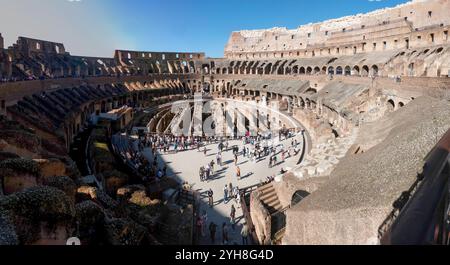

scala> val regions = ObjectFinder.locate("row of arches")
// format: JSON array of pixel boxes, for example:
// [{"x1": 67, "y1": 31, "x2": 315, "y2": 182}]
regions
[{"x1": 215, "y1": 61, "x2": 381, "y2": 77}]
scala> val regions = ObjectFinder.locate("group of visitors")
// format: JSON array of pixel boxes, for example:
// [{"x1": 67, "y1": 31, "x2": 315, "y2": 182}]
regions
[
  {"x1": 199, "y1": 160, "x2": 216, "y2": 182},
  {"x1": 223, "y1": 183, "x2": 240, "y2": 205},
  {"x1": 205, "y1": 220, "x2": 250, "y2": 245}
]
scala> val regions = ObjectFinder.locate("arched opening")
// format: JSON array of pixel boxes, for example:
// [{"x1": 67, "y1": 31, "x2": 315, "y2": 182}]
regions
[
  {"x1": 361, "y1": 65, "x2": 369, "y2": 77},
  {"x1": 387, "y1": 99, "x2": 395, "y2": 112},
  {"x1": 306, "y1": 67, "x2": 312, "y2": 75},
  {"x1": 313, "y1": 67, "x2": 321, "y2": 74},
  {"x1": 299, "y1": 97, "x2": 305, "y2": 108},
  {"x1": 285, "y1": 67, "x2": 291, "y2": 75},
  {"x1": 371, "y1": 65, "x2": 379, "y2": 76},
  {"x1": 292, "y1": 65, "x2": 299, "y2": 74},
  {"x1": 264, "y1": 63, "x2": 272, "y2": 75},
  {"x1": 327, "y1": 66, "x2": 335, "y2": 75},
  {"x1": 299, "y1": 67, "x2": 306, "y2": 74},
  {"x1": 335, "y1": 66, "x2": 343, "y2": 75},
  {"x1": 277, "y1": 65, "x2": 285, "y2": 75},
  {"x1": 408, "y1": 63, "x2": 414, "y2": 76},
  {"x1": 291, "y1": 190, "x2": 310, "y2": 206},
  {"x1": 398, "y1": 102, "x2": 405, "y2": 108},
  {"x1": 344, "y1": 66, "x2": 351, "y2": 76},
  {"x1": 352, "y1": 66, "x2": 360, "y2": 76}
]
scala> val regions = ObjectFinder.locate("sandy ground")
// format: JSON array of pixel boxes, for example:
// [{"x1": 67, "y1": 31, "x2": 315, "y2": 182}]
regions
[{"x1": 142, "y1": 134, "x2": 303, "y2": 245}]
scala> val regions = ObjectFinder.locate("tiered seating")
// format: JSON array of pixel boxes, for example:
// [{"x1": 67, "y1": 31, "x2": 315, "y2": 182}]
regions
[
  {"x1": 111, "y1": 134, "x2": 141, "y2": 174},
  {"x1": 7, "y1": 84, "x2": 130, "y2": 134}
]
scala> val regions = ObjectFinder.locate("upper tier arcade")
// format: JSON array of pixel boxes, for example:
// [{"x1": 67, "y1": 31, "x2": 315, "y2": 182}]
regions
[{"x1": 224, "y1": 0, "x2": 450, "y2": 59}]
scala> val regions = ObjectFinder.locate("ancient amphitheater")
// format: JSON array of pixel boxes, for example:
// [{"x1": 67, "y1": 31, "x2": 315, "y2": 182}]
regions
[{"x1": 0, "y1": 0, "x2": 450, "y2": 245}]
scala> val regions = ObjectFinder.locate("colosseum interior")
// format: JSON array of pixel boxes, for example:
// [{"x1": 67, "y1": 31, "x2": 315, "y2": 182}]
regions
[{"x1": 0, "y1": 0, "x2": 449, "y2": 246}]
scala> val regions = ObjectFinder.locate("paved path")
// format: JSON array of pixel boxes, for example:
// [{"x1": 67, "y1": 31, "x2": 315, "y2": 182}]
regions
[{"x1": 142, "y1": 134, "x2": 303, "y2": 245}]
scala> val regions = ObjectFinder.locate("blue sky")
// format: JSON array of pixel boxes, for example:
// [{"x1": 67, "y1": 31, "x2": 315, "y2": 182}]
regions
[{"x1": 0, "y1": 0, "x2": 409, "y2": 58}]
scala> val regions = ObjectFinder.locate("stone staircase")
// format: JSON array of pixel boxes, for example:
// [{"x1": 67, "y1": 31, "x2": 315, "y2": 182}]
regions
[{"x1": 258, "y1": 182, "x2": 283, "y2": 215}]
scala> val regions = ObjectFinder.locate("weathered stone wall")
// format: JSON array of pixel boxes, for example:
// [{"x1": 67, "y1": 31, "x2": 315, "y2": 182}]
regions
[
  {"x1": 249, "y1": 191, "x2": 271, "y2": 245},
  {"x1": 225, "y1": 0, "x2": 450, "y2": 59}
]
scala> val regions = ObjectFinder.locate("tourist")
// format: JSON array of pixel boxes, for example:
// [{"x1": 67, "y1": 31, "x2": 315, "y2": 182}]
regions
[
  {"x1": 230, "y1": 204, "x2": 236, "y2": 230},
  {"x1": 204, "y1": 147, "x2": 207, "y2": 156},
  {"x1": 269, "y1": 156, "x2": 273, "y2": 168},
  {"x1": 228, "y1": 183, "x2": 233, "y2": 198},
  {"x1": 222, "y1": 222, "x2": 229, "y2": 245},
  {"x1": 201, "y1": 211, "x2": 208, "y2": 237},
  {"x1": 208, "y1": 189, "x2": 214, "y2": 207},
  {"x1": 236, "y1": 166, "x2": 241, "y2": 180},
  {"x1": 236, "y1": 188, "x2": 241, "y2": 205},
  {"x1": 205, "y1": 164, "x2": 211, "y2": 180},
  {"x1": 210, "y1": 160, "x2": 215, "y2": 174},
  {"x1": 209, "y1": 222, "x2": 217, "y2": 244},
  {"x1": 199, "y1": 166, "x2": 205, "y2": 182},
  {"x1": 216, "y1": 152, "x2": 222, "y2": 167},
  {"x1": 196, "y1": 216, "x2": 203, "y2": 241},
  {"x1": 241, "y1": 222, "x2": 249, "y2": 245},
  {"x1": 224, "y1": 184, "x2": 228, "y2": 203}
]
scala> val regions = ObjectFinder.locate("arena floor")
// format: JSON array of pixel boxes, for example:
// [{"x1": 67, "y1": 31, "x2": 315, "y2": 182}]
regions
[{"x1": 141, "y1": 134, "x2": 304, "y2": 245}]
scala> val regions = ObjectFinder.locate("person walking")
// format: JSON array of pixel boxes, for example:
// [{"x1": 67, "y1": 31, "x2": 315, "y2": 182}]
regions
[
  {"x1": 196, "y1": 216, "x2": 203, "y2": 242},
  {"x1": 236, "y1": 166, "x2": 241, "y2": 180},
  {"x1": 208, "y1": 189, "x2": 214, "y2": 207},
  {"x1": 201, "y1": 211, "x2": 208, "y2": 237},
  {"x1": 210, "y1": 160, "x2": 215, "y2": 174},
  {"x1": 223, "y1": 184, "x2": 228, "y2": 204},
  {"x1": 199, "y1": 166, "x2": 204, "y2": 182},
  {"x1": 230, "y1": 204, "x2": 236, "y2": 230},
  {"x1": 236, "y1": 189, "x2": 241, "y2": 205},
  {"x1": 222, "y1": 222, "x2": 229, "y2": 245},
  {"x1": 205, "y1": 164, "x2": 211, "y2": 181},
  {"x1": 216, "y1": 153, "x2": 222, "y2": 167},
  {"x1": 209, "y1": 222, "x2": 217, "y2": 244},
  {"x1": 232, "y1": 186, "x2": 239, "y2": 203},
  {"x1": 228, "y1": 183, "x2": 233, "y2": 199},
  {"x1": 241, "y1": 222, "x2": 249, "y2": 245}
]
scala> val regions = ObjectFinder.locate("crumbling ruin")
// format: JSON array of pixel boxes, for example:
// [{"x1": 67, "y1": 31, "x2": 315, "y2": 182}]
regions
[{"x1": 0, "y1": 0, "x2": 449, "y2": 245}]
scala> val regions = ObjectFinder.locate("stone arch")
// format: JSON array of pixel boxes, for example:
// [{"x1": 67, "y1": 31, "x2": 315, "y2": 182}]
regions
[
  {"x1": 327, "y1": 66, "x2": 335, "y2": 75},
  {"x1": 371, "y1": 65, "x2": 379, "y2": 76},
  {"x1": 361, "y1": 65, "x2": 369, "y2": 77},
  {"x1": 285, "y1": 67, "x2": 291, "y2": 75},
  {"x1": 299, "y1": 97, "x2": 305, "y2": 108},
  {"x1": 292, "y1": 65, "x2": 299, "y2": 74},
  {"x1": 313, "y1": 66, "x2": 321, "y2": 74},
  {"x1": 387, "y1": 99, "x2": 395, "y2": 112},
  {"x1": 264, "y1": 63, "x2": 272, "y2": 75},
  {"x1": 306, "y1": 67, "x2": 313, "y2": 75},
  {"x1": 344, "y1": 66, "x2": 351, "y2": 76},
  {"x1": 335, "y1": 66, "x2": 343, "y2": 75},
  {"x1": 299, "y1": 67, "x2": 306, "y2": 74},
  {"x1": 352, "y1": 65, "x2": 360, "y2": 76}
]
